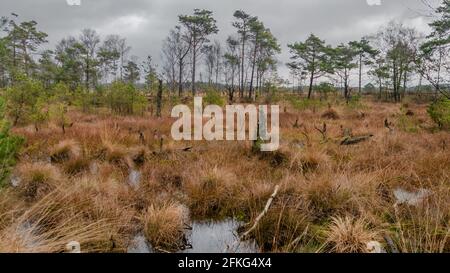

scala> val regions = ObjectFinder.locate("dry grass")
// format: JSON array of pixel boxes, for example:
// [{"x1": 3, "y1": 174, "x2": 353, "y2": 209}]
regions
[
  {"x1": 63, "y1": 157, "x2": 91, "y2": 176},
  {"x1": 15, "y1": 163, "x2": 61, "y2": 202},
  {"x1": 324, "y1": 216, "x2": 380, "y2": 253},
  {"x1": 1, "y1": 97, "x2": 449, "y2": 253},
  {"x1": 0, "y1": 189, "x2": 23, "y2": 231},
  {"x1": 49, "y1": 140, "x2": 81, "y2": 163},
  {"x1": 141, "y1": 203, "x2": 187, "y2": 251},
  {"x1": 390, "y1": 180, "x2": 450, "y2": 253},
  {"x1": 185, "y1": 166, "x2": 237, "y2": 218},
  {"x1": 289, "y1": 147, "x2": 330, "y2": 174},
  {"x1": 321, "y1": 108, "x2": 340, "y2": 120},
  {"x1": 0, "y1": 178, "x2": 134, "y2": 253}
]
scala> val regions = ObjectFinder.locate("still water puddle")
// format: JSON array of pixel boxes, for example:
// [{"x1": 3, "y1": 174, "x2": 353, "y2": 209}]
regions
[
  {"x1": 181, "y1": 219, "x2": 259, "y2": 253},
  {"x1": 127, "y1": 220, "x2": 259, "y2": 253},
  {"x1": 127, "y1": 233, "x2": 153, "y2": 253}
]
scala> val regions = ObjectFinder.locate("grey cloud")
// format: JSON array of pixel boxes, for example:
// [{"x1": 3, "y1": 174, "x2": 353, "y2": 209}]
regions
[{"x1": 0, "y1": 0, "x2": 441, "y2": 81}]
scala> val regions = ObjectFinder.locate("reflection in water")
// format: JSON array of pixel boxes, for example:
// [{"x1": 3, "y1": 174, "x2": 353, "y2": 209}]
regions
[
  {"x1": 181, "y1": 220, "x2": 259, "y2": 253},
  {"x1": 17, "y1": 221, "x2": 40, "y2": 249},
  {"x1": 126, "y1": 220, "x2": 258, "y2": 253},
  {"x1": 127, "y1": 233, "x2": 153, "y2": 253}
]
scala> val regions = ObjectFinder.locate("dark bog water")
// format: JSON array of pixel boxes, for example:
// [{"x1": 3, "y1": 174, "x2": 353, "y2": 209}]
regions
[
  {"x1": 127, "y1": 233, "x2": 153, "y2": 253},
  {"x1": 127, "y1": 220, "x2": 259, "y2": 253},
  {"x1": 181, "y1": 219, "x2": 259, "y2": 253}
]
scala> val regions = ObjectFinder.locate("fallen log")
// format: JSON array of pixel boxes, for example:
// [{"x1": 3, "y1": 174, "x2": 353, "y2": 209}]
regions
[
  {"x1": 181, "y1": 146, "x2": 193, "y2": 152},
  {"x1": 241, "y1": 184, "x2": 280, "y2": 239},
  {"x1": 340, "y1": 134, "x2": 374, "y2": 146},
  {"x1": 225, "y1": 184, "x2": 281, "y2": 252}
]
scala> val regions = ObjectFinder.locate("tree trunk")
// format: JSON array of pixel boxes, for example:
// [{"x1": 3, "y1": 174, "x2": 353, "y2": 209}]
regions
[
  {"x1": 178, "y1": 61, "x2": 183, "y2": 97},
  {"x1": 120, "y1": 54, "x2": 124, "y2": 81},
  {"x1": 256, "y1": 68, "x2": 261, "y2": 97},
  {"x1": 378, "y1": 79, "x2": 382, "y2": 100},
  {"x1": 240, "y1": 35, "x2": 245, "y2": 98},
  {"x1": 13, "y1": 38, "x2": 17, "y2": 69},
  {"x1": 249, "y1": 44, "x2": 258, "y2": 101},
  {"x1": 171, "y1": 63, "x2": 176, "y2": 94},
  {"x1": 359, "y1": 54, "x2": 362, "y2": 94},
  {"x1": 23, "y1": 41, "x2": 29, "y2": 76},
  {"x1": 393, "y1": 60, "x2": 399, "y2": 102},
  {"x1": 344, "y1": 71, "x2": 350, "y2": 103},
  {"x1": 85, "y1": 57, "x2": 90, "y2": 90},
  {"x1": 231, "y1": 67, "x2": 235, "y2": 98},
  {"x1": 402, "y1": 70, "x2": 407, "y2": 99},
  {"x1": 418, "y1": 75, "x2": 422, "y2": 97},
  {"x1": 308, "y1": 55, "x2": 316, "y2": 100},
  {"x1": 215, "y1": 61, "x2": 219, "y2": 89},
  {"x1": 436, "y1": 45, "x2": 443, "y2": 99},
  {"x1": 308, "y1": 70, "x2": 314, "y2": 99},
  {"x1": 192, "y1": 46, "x2": 197, "y2": 96},
  {"x1": 156, "y1": 79, "x2": 163, "y2": 118}
]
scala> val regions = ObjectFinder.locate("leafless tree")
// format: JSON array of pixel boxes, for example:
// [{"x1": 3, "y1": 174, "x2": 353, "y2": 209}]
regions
[{"x1": 164, "y1": 26, "x2": 192, "y2": 97}]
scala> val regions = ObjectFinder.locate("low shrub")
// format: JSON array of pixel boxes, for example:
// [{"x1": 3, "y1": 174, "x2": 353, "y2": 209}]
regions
[
  {"x1": 288, "y1": 96, "x2": 326, "y2": 111},
  {"x1": 428, "y1": 98, "x2": 450, "y2": 129},
  {"x1": 0, "y1": 97, "x2": 24, "y2": 187},
  {"x1": 203, "y1": 90, "x2": 225, "y2": 107},
  {"x1": 347, "y1": 94, "x2": 365, "y2": 109},
  {"x1": 106, "y1": 81, "x2": 148, "y2": 115},
  {"x1": 5, "y1": 74, "x2": 45, "y2": 125}
]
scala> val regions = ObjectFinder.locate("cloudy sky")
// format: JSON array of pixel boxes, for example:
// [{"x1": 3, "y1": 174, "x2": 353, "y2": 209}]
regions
[{"x1": 0, "y1": 0, "x2": 442, "y2": 84}]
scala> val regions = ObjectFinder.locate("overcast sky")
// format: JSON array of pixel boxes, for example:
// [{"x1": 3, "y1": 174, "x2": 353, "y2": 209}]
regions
[{"x1": 0, "y1": 0, "x2": 442, "y2": 84}]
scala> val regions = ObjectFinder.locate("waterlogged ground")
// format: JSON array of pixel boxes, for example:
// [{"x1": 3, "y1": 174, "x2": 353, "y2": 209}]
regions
[
  {"x1": 127, "y1": 234, "x2": 153, "y2": 253},
  {"x1": 181, "y1": 220, "x2": 258, "y2": 253},
  {"x1": 1, "y1": 98, "x2": 449, "y2": 253},
  {"x1": 126, "y1": 169, "x2": 257, "y2": 253},
  {"x1": 127, "y1": 219, "x2": 258, "y2": 253}
]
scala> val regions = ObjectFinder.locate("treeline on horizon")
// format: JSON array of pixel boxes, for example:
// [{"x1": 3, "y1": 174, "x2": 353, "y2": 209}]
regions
[{"x1": 0, "y1": 2, "x2": 448, "y2": 107}]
